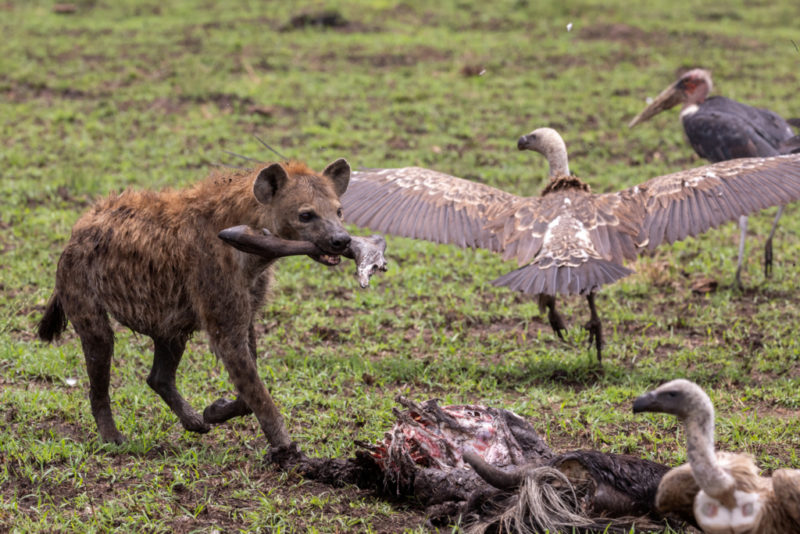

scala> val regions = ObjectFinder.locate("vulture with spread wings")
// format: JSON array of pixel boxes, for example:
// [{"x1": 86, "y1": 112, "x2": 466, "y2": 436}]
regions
[{"x1": 341, "y1": 127, "x2": 800, "y2": 362}]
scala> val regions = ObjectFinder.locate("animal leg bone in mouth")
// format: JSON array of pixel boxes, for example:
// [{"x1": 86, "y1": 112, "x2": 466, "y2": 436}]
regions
[{"x1": 218, "y1": 225, "x2": 388, "y2": 287}]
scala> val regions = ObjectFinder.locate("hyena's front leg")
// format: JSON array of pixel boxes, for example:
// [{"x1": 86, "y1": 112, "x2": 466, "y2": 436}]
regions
[
  {"x1": 207, "y1": 321, "x2": 290, "y2": 447},
  {"x1": 203, "y1": 323, "x2": 256, "y2": 425}
]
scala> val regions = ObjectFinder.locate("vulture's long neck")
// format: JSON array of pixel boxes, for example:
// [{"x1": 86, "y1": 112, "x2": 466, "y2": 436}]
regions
[
  {"x1": 683, "y1": 394, "x2": 736, "y2": 501},
  {"x1": 543, "y1": 137, "x2": 570, "y2": 178}
]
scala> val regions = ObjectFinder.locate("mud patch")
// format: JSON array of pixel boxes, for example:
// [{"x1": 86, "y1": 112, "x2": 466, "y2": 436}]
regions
[
  {"x1": 577, "y1": 23, "x2": 663, "y2": 46},
  {"x1": 284, "y1": 10, "x2": 349, "y2": 31}
]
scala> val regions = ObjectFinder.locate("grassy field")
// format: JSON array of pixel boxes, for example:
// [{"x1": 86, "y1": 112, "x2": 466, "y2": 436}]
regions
[{"x1": 2, "y1": 0, "x2": 800, "y2": 532}]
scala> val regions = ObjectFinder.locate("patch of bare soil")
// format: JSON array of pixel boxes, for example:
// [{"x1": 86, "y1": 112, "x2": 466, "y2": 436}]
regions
[
  {"x1": 1, "y1": 79, "x2": 97, "y2": 103},
  {"x1": 280, "y1": 9, "x2": 378, "y2": 34},
  {"x1": 0, "y1": 74, "x2": 292, "y2": 120},
  {"x1": 577, "y1": 22, "x2": 667, "y2": 47},
  {"x1": 347, "y1": 46, "x2": 452, "y2": 68},
  {"x1": 676, "y1": 30, "x2": 766, "y2": 52}
]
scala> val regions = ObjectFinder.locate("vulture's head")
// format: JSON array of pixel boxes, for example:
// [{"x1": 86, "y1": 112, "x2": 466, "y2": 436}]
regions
[
  {"x1": 517, "y1": 127, "x2": 570, "y2": 177},
  {"x1": 632, "y1": 378, "x2": 712, "y2": 420}
]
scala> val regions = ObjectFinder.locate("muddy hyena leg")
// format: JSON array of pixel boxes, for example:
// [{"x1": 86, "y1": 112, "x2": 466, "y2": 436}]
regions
[
  {"x1": 147, "y1": 337, "x2": 210, "y2": 434},
  {"x1": 73, "y1": 317, "x2": 126, "y2": 444},
  {"x1": 203, "y1": 324, "x2": 256, "y2": 425},
  {"x1": 209, "y1": 329, "x2": 289, "y2": 447}
]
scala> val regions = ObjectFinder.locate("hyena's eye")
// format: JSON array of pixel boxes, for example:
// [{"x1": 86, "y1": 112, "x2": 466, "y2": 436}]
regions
[
  {"x1": 299, "y1": 211, "x2": 315, "y2": 223},
  {"x1": 337, "y1": 208, "x2": 343, "y2": 218}
]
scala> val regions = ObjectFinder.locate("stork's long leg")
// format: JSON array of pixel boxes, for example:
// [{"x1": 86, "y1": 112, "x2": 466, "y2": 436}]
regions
[
  {"x1": 538, "y1": 294, "x2": 566, "y2": 340},
  {"x1": 734, "y1": 215, "x2": 748, "y2": 290},
  {"x1": 764, "y1": 205, "x2": 784, "y2": 278},
  {"x1": 584, "y1": 292, "x2": 603, "y2": 364}
]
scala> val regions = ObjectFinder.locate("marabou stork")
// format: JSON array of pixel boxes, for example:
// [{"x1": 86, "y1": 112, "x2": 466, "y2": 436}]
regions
[
  {"x1": 629, "y1": 68, "x2": 799, "y2": 289},
  {"x1": 341, "y1": 128, "x2": 800, "y2": 363}
]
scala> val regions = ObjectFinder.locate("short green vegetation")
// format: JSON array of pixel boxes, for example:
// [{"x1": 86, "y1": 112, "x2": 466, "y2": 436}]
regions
[{"x1": 1, "y1": 0, "x2": 799, "y2": 532}]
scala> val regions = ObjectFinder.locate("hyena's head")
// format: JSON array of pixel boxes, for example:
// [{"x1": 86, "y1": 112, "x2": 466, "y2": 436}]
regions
[{"x1": 253, "y1": 158, "x2": 351, "y2": 262}]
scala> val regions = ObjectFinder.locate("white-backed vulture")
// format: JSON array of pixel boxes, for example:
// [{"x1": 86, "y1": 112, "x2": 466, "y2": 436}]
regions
[
  {"x1": 633, "y1": 379, "x2": 800, "y2": 533},
  {"x1": 341, "y1": 127, "x2": 800, "y2": 361}
]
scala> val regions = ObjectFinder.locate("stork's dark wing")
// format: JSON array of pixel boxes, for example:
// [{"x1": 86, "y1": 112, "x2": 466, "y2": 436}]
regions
[
  {"x1": 489, "y1": 190, "x2": 642, "y2": 296},
  {"x1": 341, "y1": 167, "x2": 520, "y2": 252},
  {"x1": 626, "y1": 154, "x2": 800, "y2": 252},
  {"x1": 693, "y1": 97, "x2": 795, "y2": 157},
  {"x1": 683, "y1": 105, "x2": 782, "y2": 162}
]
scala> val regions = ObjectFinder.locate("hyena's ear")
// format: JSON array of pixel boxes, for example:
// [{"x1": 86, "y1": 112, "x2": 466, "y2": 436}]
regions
[
  {"x1": 322, "y1": 158, "x2": 350, "y2": 197},
  {"x1": 253, "y1": 163, "x2": 289, "y2": 204}
]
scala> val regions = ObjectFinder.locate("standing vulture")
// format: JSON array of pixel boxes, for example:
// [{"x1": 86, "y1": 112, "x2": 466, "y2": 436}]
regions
[
  {"x1": 629, "y1": 68, "x2": 798, "y2": 288},
  {"x1": 341, "y1": 127, "x2": 800, "y2": 362},
  {"x1": 633, "y1": 379, "x2": 800, "y2": 533}
]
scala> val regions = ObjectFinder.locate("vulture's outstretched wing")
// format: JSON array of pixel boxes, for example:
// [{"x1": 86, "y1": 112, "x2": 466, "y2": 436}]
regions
[
  {"x1": 624, "y1": 154, "x2": 800, "y2": 252},
  {"x1": 773, "y1": 469, "x2": 800, "y2": 527},
  {"x1": 342, "y1": 167, "x2": 519, "y2": 252}
]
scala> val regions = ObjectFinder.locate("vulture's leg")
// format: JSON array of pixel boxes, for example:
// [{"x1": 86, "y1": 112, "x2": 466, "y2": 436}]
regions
[
  {"x1": 734, "y1": 215, "x2": 748, "y2": 290},
  {"x1": 538, "y1": 294, "x2": 566, "y2": 340},
  {"x1": 764, "y1": 205, "x2": 783, "y2": 278},
  {"x1": 584, "y1": 292, "x2": 603, "y2": 363}
]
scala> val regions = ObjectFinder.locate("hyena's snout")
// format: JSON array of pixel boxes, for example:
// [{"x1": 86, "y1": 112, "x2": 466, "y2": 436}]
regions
[{"x1": 328, "y1": 229, "x2": 351, "y2": 253}]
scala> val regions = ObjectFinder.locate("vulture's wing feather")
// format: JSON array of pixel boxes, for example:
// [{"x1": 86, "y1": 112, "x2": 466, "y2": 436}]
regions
[
  {"x1": 653, "y1": 464, "x2": 700, "y2": 526},
  {"x1": 773, "y1": 469, "x2": 800, "y2": 528},
  {"x1": 625, "y1": 154, "x2": 800, "y2": 251},
  {"x1": 342, "y1": 167, "x2": 520, "y2": 252}
]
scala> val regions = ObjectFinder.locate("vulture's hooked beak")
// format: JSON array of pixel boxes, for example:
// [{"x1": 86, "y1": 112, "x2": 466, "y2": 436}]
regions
[
  {"x1": 632, "y1": 391, "x2": 659, "y2": 414},
  {"x1": 517, "y1": 134, "x2": 535, "y2": 151}
]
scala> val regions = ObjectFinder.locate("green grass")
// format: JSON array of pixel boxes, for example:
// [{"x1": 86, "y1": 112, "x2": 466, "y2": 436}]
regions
[{"x1": 2, "y1": 0, "x2": 800, "y2": 532}]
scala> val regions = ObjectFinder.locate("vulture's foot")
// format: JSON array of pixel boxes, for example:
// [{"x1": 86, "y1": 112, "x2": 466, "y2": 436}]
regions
[
  {"x1": 585, "y1": 293, "x2": 603, "y2": 364},
  {"x1": 764, "y1": 238, "x2": 773, "y2": 278},
  {"x1": 584, "y1": 317, "x2": 603, "y2": 363},
  {"x1": 548, "y1": 310, "x2": 567, "y2": 341},
  {"x1": 539, "y1": 294, "x2": 567, "y2": 341}
]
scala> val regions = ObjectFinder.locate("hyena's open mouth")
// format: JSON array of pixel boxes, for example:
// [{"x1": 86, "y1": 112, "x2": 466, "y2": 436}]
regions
[{"x1": 313, "y1": 253, "x2": 342, "y2": 266}]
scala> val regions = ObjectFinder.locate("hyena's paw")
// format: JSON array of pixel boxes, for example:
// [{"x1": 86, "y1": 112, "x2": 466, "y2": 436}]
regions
[
  {"x1": 180, "y1": 411, "x2": 211, "y2": 434},
  {"x1": 99, "y1": 427, "x2": 127, "y2": 445},
  {"x1": 203, "y1": 398, "x2": 252, "y2": 425}
]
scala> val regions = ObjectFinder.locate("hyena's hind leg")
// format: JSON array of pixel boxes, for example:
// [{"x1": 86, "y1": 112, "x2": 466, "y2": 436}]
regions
[
  {"x1": 70, "y1": 312, "x2": 126, "y2": 444},
  {"x1": 147, "y1": 336, "x2": 210, "y2": 434},
  {"x1": 202, "y1": 323, "x2": 256, "y2": 425}
]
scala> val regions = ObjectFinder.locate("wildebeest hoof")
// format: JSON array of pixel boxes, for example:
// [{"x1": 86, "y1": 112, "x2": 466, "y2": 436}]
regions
[{"x1": 347, "y1": 234, "x2": 388, "y2": 288}]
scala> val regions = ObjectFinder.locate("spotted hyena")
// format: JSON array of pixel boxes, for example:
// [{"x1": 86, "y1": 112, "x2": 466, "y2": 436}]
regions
[{"x1": 37, "y1": 159, "x2": 352, "y2": 447}]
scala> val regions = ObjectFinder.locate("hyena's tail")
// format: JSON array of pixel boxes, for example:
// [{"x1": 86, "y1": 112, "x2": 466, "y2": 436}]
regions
[{"x1": 38, "y1": 292, "x2": 68, "y2": 342}]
